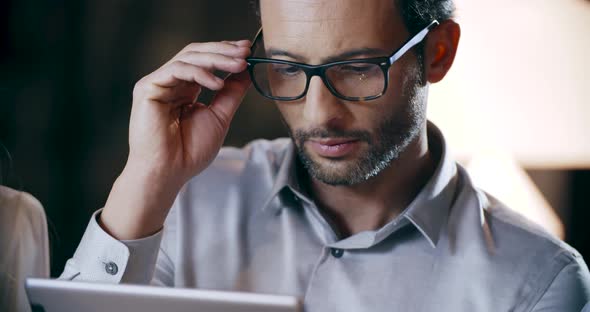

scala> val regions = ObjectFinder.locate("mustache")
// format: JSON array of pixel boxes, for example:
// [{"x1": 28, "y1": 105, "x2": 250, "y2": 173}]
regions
[{"x1": 292, "y1": 128, "x2": 373, "y2": 145}]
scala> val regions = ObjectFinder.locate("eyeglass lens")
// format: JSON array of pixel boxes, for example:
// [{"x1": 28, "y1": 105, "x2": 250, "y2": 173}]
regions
[
  {"x1": 251, "y1": 62, "x2": 386, "y2": 100},
  {"x1": 250, "y1": 36, "x2": 386, "y2": 100}
]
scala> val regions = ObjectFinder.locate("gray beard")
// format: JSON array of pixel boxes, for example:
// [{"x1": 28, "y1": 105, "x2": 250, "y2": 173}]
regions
[
  {"x1": 286, "y1": 68, "x2": 426, "y2": 186},
  {"x1": 294, "y1": 105, "x2": 424, "y2": 186}
]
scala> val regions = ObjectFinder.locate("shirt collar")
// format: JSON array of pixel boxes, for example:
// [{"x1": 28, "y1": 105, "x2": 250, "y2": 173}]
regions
[
  {"x1": 261, "y1": 140, "x2": 311, "y2": 211},
  {"x1": 401, "y1": 121, "x2": 458, "y2": 247},
  {"x1": 261, "y1": 122, "x2": 458, "y2": 248}
]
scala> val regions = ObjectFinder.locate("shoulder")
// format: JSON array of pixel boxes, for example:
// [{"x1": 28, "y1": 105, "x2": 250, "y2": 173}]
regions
[
  {"x1": 0, "y1": 185, "x2": 46, "y2": 229},
  {"x1": 481, "y1": 190, "x2": 580, "y2": 264},
  {"x1": 530, "y1": 253, "x2": 590, "y2": 311},
  {"x1": 447, "y1": 166, "x2": 589, "y2": 307},
  {"x1": 452, "y1": 166, "x2": 580, "y2": 263},
  {"x1": 463, "y1": 177, "x2": 590, "y2": 308},
  {"x1": 483, "y1": 190, "x2": 573, "y2": 251}
]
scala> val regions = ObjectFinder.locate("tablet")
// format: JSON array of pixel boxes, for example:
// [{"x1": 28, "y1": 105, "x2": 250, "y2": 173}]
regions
[{"x1": 25, "y1": 278, "x2": 302, "y2": 312}]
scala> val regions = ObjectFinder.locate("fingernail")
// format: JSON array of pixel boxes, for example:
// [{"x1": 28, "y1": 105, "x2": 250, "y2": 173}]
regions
[{"x1": 235, "y1": 40, "x2": 252, "y2": 47}]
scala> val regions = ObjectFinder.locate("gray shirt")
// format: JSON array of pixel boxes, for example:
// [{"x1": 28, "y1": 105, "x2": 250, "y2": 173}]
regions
[{"x1": 61, "y1": 123, "x2": 590, "y2": 311}]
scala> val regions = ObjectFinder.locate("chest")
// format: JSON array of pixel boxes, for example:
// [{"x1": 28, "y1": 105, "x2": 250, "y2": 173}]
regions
[{"x1": 172, "y1": 208, "x2": 522, "y2": 312}]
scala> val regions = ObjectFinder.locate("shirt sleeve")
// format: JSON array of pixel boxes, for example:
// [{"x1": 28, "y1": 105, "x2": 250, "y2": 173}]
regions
[
  {"x1": 59, "y1": 209, "x2": 165, "y2": 284},
  {"x1": 530, "y1": 254, "x2": 590, "y2": 312}
]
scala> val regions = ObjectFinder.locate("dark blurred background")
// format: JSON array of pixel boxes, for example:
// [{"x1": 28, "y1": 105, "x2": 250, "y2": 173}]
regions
[{"x1": 0, "y1": 0, "x2": 588, "y2": 277}]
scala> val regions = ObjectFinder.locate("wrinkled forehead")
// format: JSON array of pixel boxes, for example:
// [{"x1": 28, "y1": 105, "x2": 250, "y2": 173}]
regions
[{"x1": 258, "y1": 0, "x2": 407, "y2": 63}]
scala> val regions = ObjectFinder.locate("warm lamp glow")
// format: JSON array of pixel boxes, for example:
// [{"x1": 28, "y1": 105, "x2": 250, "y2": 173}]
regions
[
  {"x1": 425, "y1": 0, "x2": 589, "y2": 236},
  {"x1": 428, "y1": 0, "x2": 590, "y2": 169}
]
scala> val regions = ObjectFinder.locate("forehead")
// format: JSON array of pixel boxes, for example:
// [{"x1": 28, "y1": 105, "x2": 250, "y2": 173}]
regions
[{"x1": 259, "y1": 0, "x2": 407, "y2": 62}]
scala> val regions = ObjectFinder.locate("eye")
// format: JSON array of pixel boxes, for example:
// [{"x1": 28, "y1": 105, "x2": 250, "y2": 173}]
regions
[
  {"x1": 338, "y1": 64, "x2": 376, "y2": 74},
  {"x1": 272, "y1": 64, "x2": 302, "y2": 76}
]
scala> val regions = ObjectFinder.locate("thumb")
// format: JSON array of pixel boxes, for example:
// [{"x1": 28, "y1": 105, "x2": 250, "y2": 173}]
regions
[{"x1": 208, "y1": 70, "x2": 252, "y2": 125}]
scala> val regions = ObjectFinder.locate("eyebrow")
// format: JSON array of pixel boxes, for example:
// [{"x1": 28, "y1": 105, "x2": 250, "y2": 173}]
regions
[{"x1": 267, "y1": 47, "x2": 389, "y2": 64}]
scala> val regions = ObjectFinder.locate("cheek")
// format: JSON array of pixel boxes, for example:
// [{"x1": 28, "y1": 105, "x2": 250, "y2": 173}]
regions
[
  {"x1": 387, "y1": 54, "x2": 423, "y2": 98},
  {"x1": 352, "y1": 88, "x2": 418, "y2": 141},
  {"x1": 346, "y1": 100, "x2": 394, "y2": 133},
  {"x1": 276, "y1": 103, "x2": 303, "y2": 129},
  {"x1": 387, "y1": 65, "x2": 408, "y2": 97}
]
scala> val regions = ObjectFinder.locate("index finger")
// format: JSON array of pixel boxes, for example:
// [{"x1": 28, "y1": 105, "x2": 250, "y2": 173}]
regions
[
  {"x1": 208, "y1": 70, "x2": 251, "y2": 124},
  {"x1": 176, "y1": 41, "x2": 251, "y2": 59}
]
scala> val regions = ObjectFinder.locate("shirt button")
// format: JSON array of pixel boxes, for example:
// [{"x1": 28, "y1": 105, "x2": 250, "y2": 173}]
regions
[
  {"x1": 105, "y1": 262, "x2": 118, "y2": 275},
  {"x1": 331, "y1": 248, "x2": 344, "y2": 258}
]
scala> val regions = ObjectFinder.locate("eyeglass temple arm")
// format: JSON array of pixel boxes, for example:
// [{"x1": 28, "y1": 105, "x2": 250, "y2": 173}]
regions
[
  {"x1": 389, "y1": 20, "x2": 440, "y2": 64},
  {"x1": 248, "y1": 20, "x2": 438, "y2": 63},
  {"x1": 221, "y1": 27, "x2": 262, "y2": 82},
  {"x1": 250, "y1": 26, "x2": 262, "y2": 49},
  {"x1": 249, "y1": 27, "x2": 263, "y2": 55}
]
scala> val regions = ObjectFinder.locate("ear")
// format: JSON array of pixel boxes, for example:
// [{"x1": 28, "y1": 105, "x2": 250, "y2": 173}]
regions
[{"x1": 423, "y1": 20, "x2": 461, "y2": 83}]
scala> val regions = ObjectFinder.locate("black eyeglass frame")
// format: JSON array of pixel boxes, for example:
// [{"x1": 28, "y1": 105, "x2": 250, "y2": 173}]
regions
[{"x1": 246, "y1": 20, "x2": 440, "y2": 102}]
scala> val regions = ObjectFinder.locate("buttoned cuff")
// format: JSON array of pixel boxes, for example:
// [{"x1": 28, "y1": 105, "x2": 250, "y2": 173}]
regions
[{"x1": 60, "y1": 209, "x2": 163, "y2": 284}]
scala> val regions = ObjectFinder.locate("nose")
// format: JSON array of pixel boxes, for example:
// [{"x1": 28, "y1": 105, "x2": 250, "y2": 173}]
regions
[{"x1": 303, "y1": 76, "x2": 349, "y2": 130}]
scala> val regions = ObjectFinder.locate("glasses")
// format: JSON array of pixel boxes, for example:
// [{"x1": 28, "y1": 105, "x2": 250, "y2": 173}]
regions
[{"x1": 246, "y1": 20, "x2": 439, "y2": 102}]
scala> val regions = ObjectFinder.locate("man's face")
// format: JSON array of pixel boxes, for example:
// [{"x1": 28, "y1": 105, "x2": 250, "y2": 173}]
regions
[{"x1": 259, "y1": 0, "x2": 428, "y2": 186}]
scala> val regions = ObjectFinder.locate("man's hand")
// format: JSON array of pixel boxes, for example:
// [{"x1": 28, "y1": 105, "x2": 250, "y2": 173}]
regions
[{"x1": 100, "y1": 40, "x2": 252, "y2": 240}]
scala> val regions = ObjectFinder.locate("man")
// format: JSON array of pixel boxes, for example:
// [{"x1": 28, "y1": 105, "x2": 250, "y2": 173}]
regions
[{"x1": 61, "y1": 0, "x2": 590, "y2": 310}]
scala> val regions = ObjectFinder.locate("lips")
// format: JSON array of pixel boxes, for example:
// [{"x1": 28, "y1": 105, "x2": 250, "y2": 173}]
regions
[{"x1": 307, "y1": 138, "x2": 361, "y2": 158}]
